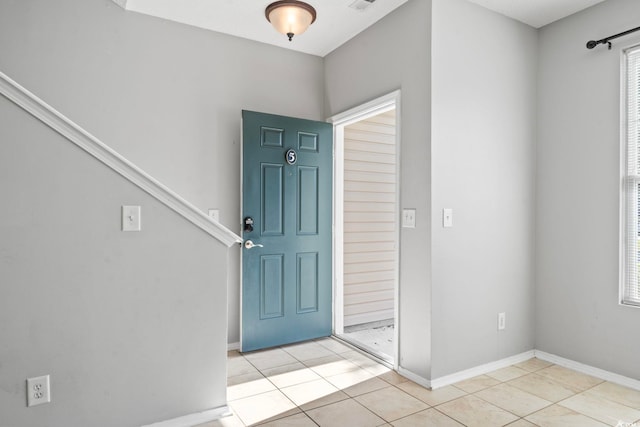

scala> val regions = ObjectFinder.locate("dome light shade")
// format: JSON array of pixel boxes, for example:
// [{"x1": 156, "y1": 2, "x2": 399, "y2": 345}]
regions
[{"x1": 265, "y1": 1, "x2": 317, "y2": 41}]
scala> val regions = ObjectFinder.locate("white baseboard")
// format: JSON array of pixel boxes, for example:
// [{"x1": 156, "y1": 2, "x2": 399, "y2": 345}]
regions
[
  {"x1": 141, "y1": 406, "x2": 231, "y2": 427},
  {"x1": 535, "y1": 350, "x2": 640, "y2": 392},
  {"x1": 228, "y1": 342, "x2": 240, "y2": 351},
  {"x1": 222, "y1": 342, "x2": 640, "y2": 393},
  {"x1": 397, "y1": 367, "x2": 431, "y2": 389},
  {"x1": 429, "y1": 350, "x2": 535, "y2": 390}
]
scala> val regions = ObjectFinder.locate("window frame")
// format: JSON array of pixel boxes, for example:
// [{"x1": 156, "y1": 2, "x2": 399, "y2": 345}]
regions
[{"x1": 620, "y1": 44, "x2": 640, "y2": 307}]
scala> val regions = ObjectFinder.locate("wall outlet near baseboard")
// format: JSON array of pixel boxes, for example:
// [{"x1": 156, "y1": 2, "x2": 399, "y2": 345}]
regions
[
  {"x1": 27, "y1": 375, "x2": 51, "y2": 407},
  {"x1": 498, "y1": 312, "x2": 506, "y2": 330}
]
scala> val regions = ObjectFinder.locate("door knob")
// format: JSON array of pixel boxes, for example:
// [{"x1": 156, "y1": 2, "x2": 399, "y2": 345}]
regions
[{"x1": 244, "y1": 240, "x2": 264, "y2": 249}]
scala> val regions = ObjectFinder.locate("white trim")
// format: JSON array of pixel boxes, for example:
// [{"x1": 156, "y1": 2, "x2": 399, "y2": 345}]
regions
[
  {"x1": 330, "y1": 90, "x2": 401, "y2": 369},
  {"x1": 429, "y1": 351, "x2": 535, "y2": 390},
  {"x1": 329, "y1": 91, "x2": 400, "y2": 127},
  {"x1": 332, "y1": 123, "x2": 345, "y2": 336},
  {"x1": 392, "y1": 95, "x2": 401, "y2": 372},
  {"x1": 620, "y1": 45, "x2": 628, "y2": 306},
  {"x1": 140, "y1": 406, "x2": 231, "y2": 427},
  {"x1": 425, "y1": 350, "x2": 640, "y2": 391},
  {"x1": 398, "y1": 367, "x2": 431, "y2": 389},
  {"x1": 0, "y1": 71, "x2": 241, "y2": 248},
  {"x1": 227, "y1": 342, "x2": 240, "y2": 351},
  {"x1": 619, "y1": 44, "x2": 640, "y2": 308},
  {"x1": 534, "y1": 350, "x2": 640, "y2": 391},
  {"x1": 239, "y1": 115, "x2": 245, "y2": 352}
]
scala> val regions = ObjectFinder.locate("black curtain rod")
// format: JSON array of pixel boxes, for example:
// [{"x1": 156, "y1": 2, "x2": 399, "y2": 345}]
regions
[{"x1": 587, "y1": 25, "x2": 640, "y2": 50}]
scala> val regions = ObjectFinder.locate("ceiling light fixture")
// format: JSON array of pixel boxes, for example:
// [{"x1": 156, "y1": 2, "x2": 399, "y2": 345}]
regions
[{"x1": 265, "y1": 1, "x2": 317, "y2": 42}]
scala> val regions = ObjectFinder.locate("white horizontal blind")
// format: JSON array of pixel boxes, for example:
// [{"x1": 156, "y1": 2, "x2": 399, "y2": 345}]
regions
[
  {"x1": 623, "y1": 46, "x2": 640, "y2": 306},
  {"x1": 343, "y1": 109, "x2": 397, "y2": 326}
]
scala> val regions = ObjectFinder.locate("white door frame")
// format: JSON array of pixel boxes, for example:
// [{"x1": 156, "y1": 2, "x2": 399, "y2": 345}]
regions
[{"x1": 329, "y1": 90, "x2": 401, "y2": 369}]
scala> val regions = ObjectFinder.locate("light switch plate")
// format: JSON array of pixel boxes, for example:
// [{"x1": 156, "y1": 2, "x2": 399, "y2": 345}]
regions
[
  {"x1": 498, "y1": 312, "x2": 506, "y2": 330},
  {"x1": 122, "y1": 206, "x2": 141, "y2": 231},
  {"x1": 402, "y1": 209, "x2": 416, "y2": 228},
  {"x1": 443, "y1": 208, "x2": 453, "y2": 228}
]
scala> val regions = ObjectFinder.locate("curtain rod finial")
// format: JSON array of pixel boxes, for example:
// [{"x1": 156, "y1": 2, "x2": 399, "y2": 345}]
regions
[{"x1": 586, "y1": 40, "x2": 597, "y2": 49}]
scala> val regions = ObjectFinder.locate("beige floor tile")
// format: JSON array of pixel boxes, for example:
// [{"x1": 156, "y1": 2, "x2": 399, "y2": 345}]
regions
[
  {"x1": 345, "y1": 376, "x2": 392, "y2": 397},
  {"x1": 303, "y1": 353, "x2": 344, "y2": 366},
  {"x1": 228, "y1": 374, "x2": 276, "y2": 401},
  {"x1": 282, "y1": 341, "x2": 337, "y2": 361},
  {"x1": 536, "y1": 365, "x2": 603, "y2": 392},
  {"x1": 280, "y1": 378, "x2": 349, "y2": 411},
  {"x1": 355, "y1": 386, "x2": 429, "y2": 422},
  {"x1": 230, "y1": 390, "x2": 299, "y2": 426},
  {"x1": 194, "y1": 413, "x2": 246, "y2": 427},
  {"x1": 390, "y1": 408, "x2": 463, "y2": 426},
  {"x1": 314, "y1": 337, "x2": 353, "y2": 354},
  {"x1": 514, "y1": 358, "x2": 553, "y2": 373},
  {"x1": 255, "y1": 413, "x2": 317, "y2": 426},
  {"x1": 228, "y1": 350, "x2": 243, "y2": 359},
  {"x1": 525, "y1": 404, "x2": 609, "y2": 427},
  {"x1": 454, "y1": 375, "x2": 501, "y2": 393},
  {"x1": 377, "y1": 370, "x2": 409, "y2": 385},
  {"x1": 437, "y1": 395, "x2": 519, "y2": 427},
  {"x1": 326, "y1": 368, "x2": 389, "y2": 397},
  {"x1": 306, "y1": 398, "x2": 386, "y2": 427},
  {"x1": 586, "y1": 382, "x2": 640, "y2": 410},
  {"x1": 340, "y1": 350, "x2": 390, "y2": 374},
  {"x1": 229, "y1": 356, "x2": 259, "y2": 378},
  {"x1": 228, "y1": 370, "x2": 264, "y2": 387},
  {"x1": 243, "y1": 348, "x2": 299, "y2": 371},
  {"x1": 475, "y1": 383, "x2": 553, "y2": 417},
  {"x1": 304, "y1": 354, "x2": 361, "y2": 377},
  {"x1": 396, "y1": 382, "x2": 466, "y2": 406},
  {"x1": 362, "y1": 362, "x2": 394, "y2": 376},
  {"x1": 505, "y1": 420, "x2": 537, "y2": 427},
  {"x1": 228, "y1": 346, "x2": 640, "y2": 427},
  {"x1": 487, "y1": 366, "x2": 530, "y2": 382},
  {"x1": 261, "y1": 362, "x2": 322, "y2": 389},
  {"x1": 559, "y1": 392, "x2": 640, "y2": 425},
  {"x1": 507, "y1": 373, "x2": 576, "y2": 402}
]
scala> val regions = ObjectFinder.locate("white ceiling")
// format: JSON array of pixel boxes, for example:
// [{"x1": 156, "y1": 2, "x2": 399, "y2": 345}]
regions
[
  {"x1": 122, "y1": 0, "x2": 409, "y2": 57},
  {"x1": 117, "y1": 0, "x2": 608, "y2": 57},
  {"x1": 465, "y1": 0, "x2": 607, "y2": 28}
]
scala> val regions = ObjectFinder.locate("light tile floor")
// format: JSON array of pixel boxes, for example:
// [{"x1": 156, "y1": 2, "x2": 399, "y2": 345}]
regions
[{"x1": 198, "y1": 338, "x2": 640, "y2": 427}]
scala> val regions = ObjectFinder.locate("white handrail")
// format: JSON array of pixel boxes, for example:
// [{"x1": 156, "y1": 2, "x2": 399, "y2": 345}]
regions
[{"x1": 0, "y1": 71, "x2": 242, "y2": 247}]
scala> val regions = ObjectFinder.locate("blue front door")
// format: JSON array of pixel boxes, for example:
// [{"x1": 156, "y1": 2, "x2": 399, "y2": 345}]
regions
[{"x1": 241, "y1": 110, "x2": 333, "y2": 352}]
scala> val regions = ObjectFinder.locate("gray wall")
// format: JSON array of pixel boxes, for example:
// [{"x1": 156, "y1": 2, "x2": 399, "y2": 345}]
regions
[
  {"x1": 537, "y1": 0, "x2": 640, "y2": 379},
  {"x1": 0, "y1": 0, "x2": 325, "y2": 345},
  {"x1": 325, "y1": 0, "x2": 433, "y2": 379},
  {"x1": 325, "y1": 0, "x2": 538, "y2": 381},
  {"x1": 430, "y1": 0, "x2": 537, "y2": 378},
  {"x1": 0, "y1": 94, "x2": 230, "y2": 426}
]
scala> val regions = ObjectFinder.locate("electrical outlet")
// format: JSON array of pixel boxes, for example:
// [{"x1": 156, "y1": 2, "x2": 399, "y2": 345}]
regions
[
  {"x1": 26, "y1": 375, "x2": 51, "y2": 407},
  {"x1": 208, "y1": 209, "x2": 220, "y2": 222},
  {"x1": 498, "y1": 312, "x2": 506, "y2": 330}
]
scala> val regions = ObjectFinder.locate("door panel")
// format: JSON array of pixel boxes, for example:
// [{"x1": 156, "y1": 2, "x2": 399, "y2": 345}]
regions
[{"x1": 241, "y1": 110, "x2": 333, "y2": 352}]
